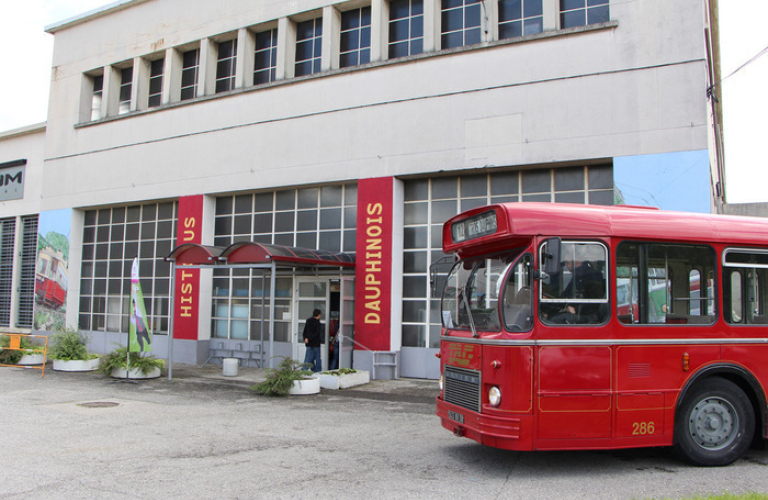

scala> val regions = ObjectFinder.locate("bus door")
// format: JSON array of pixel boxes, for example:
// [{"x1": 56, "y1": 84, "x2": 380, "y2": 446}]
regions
[{"x1": 536, "y1": 240, "x2": 612, "y2": 441}]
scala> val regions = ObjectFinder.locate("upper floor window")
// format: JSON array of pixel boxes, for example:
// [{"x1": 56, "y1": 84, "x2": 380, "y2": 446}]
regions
[
  {"x1": 180, "y1": 49, "x2": 200, "y2": 100},
  {"x1": 389, "y1": 0, "x2": 424, "y2": 58},
  {"x1": 254, "y1": 29, "x2": 278, "y2": 84},
  {"x1": 118, "y1": 66, "x2": 133, "y2": 115},
  {"x1": 560, "y1": 0, "x2": 609, "y2": 29},
  {"x1": 216, "y1": 39, "x2": 238, "y2": 93},
  {"x1": 499, "y1": 0, "x2": 543, "y2": 39},
  {"x1": 441, "y1": 0, "x2": 482, "y2": 49},
  {"x1": 295, "y1": 18, "x2": 323, "y2": 77},
  {"x1": 340, "y1": 7, "x2": 372, "y2": 68},
  {"x1": 148, "y1": 59, "x2": 164, "y2": 108},
  {"x1": 91, "y1": 74, "x2": 103, "y2": 121}
]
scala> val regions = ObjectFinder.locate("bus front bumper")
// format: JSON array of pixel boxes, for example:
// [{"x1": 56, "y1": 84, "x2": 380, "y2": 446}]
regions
[{"x1": 436, "y1": 398, "x2": 532, "y2": 451}]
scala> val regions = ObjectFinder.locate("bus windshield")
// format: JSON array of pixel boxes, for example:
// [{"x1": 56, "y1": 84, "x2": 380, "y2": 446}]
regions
[{"x1": 442, "y1": 250, "x2": 523, "y2": 333}]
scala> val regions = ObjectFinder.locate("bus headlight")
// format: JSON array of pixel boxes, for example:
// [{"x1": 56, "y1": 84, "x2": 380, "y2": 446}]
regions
[
  {"x1": 488, "y1": 386, "x2": 502, "y2": 407},
  {"x1": 439, "y1": 374, "x2": 444, "y2": 392}
]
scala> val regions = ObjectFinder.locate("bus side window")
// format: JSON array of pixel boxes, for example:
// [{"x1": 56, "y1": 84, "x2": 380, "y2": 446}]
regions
[
  {"x1": 539, "y1": 242, "x2": 608, "y2": 326},
  {"x1": 616, "y1": 242, "x2": 715, "y2": 325},
  {"x1": 728, "y1": 270, "x2": 743, "y2": 323},
  {"x1": 722, "y1": 249, "x2": 768, "y2": 325}
]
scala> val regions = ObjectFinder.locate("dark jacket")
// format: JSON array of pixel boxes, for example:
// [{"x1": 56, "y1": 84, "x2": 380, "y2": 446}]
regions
[{"x1": 303, "y1": 316, "x2": 323, "y2": 347}]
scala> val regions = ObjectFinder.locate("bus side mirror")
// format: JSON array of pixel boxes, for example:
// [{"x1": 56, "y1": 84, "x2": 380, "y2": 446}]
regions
[{"x1": 540, "y1": 237, "x2": 562, "y2": 277}]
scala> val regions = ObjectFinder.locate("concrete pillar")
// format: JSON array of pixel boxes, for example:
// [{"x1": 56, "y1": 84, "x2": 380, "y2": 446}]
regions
[
  {"x1": 277, "y1": 17, "x2": 296, "y2": 80},
  {"x1": 103, "y1": 65, "x2": 120, "y2": 117},
  {"x1": 133, "y1": 56, "x2": 149, "y2": 111},
  {"x1": 323, "y1": 5, "x2": 341, "y2": 71},
  {"x1": 423, "y1": 0, "x2": 441, "y2": 52},
  {"x1": 236, "y1": 27, "x2": 255, "y2": 88},
  {"x1": 371, "y1": 0, "x2": 388, "y2": 62},
  {"x1": 164, "y1": 47, "x2": 180, "y2": 104},
  {"x1": 199, "y1": 37, "x2": 217, "y2": 97}
]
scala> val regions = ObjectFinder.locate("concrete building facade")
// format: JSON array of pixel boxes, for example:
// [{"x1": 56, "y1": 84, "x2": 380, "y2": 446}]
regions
[{"x1": 0, "y1": 0, "x2": 721, "y2": 378}]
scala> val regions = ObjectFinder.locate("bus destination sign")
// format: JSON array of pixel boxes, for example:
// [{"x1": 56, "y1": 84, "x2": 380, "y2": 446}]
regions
[{"x1": 451, "y1": 211, "x2": 497, "y2": 243}]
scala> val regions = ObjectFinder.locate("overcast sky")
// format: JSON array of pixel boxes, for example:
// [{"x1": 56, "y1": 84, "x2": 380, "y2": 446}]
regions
[{"x1": 1, "y1": 0, "x2": 766, "y2": 203}]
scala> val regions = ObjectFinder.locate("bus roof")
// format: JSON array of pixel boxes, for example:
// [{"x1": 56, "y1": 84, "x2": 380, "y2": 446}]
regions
[{"x1": 443, "y1": 202, "x2": 768, "y2": 255}]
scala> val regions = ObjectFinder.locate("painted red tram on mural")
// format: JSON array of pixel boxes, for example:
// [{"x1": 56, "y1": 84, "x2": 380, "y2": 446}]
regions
[{"x1": 435, "y1": 202, "x2": 768, "y2": 466}]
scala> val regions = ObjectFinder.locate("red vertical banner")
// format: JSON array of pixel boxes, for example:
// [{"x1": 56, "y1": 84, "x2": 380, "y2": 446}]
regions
[
  {"x1": 355, "y1": 177, "x2": 394, "y2": 351},
  {"x1": 173, "y1": 195, "x2": 203, "y2": 340}
]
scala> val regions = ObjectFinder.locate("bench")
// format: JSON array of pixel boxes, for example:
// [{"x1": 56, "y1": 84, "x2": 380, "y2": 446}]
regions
[{"x1": 204, "y1": 340, "x2": 263, "y2": 368}]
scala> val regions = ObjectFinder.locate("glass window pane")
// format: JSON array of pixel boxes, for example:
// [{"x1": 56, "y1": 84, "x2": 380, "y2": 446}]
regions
[
  {"x1": 554, "y1": 167, "x2": 585, "y2": 191},
  {"x1": 522, "y1": 170, "x2": 550, "y2": 193},
  {"x1": 404, "y1": 203, "x2": 428, "y2": 225}
]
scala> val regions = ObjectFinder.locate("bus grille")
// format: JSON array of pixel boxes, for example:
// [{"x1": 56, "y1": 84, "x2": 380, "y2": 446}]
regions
[{"x1": 444, "y1": 366, "x2": 481, "y2": 413}]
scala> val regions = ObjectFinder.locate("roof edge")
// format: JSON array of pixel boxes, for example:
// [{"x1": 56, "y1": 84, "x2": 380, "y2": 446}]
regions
[
  {"x1": 45, "y1": 0, "x2": 152, "y2": 34},
  {"x1": 0, "y1": 122, "x2": 46, "y2": 140}
]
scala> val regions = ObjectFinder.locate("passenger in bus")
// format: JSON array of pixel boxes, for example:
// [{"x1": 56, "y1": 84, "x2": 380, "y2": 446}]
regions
[{"x1": 545, "y1": 304, "x2": 579, "y2": 324}]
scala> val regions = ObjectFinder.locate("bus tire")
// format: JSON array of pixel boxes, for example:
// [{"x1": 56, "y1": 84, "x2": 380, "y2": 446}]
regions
[{"x1": 673, "y1": 378, "x2": 754, "y2": 466}]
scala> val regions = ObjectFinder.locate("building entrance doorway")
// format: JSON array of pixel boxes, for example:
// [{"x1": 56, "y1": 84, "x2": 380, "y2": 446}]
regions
[{"x1": 293, "y1": 277, "x2": 354, "y2": 371}]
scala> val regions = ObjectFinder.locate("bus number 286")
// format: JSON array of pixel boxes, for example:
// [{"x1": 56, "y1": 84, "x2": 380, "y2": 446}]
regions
[{"x1": 632, "y1": 422, "x2": 655, "y2": 435}]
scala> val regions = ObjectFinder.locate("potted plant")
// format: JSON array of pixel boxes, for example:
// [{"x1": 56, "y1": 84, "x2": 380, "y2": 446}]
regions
[
  {"x1": 250, "y1": 356, "x2": 319, "y2": 396},
  {"x1": 316, "y1": 367, "x2": 370, "y2": 390},
  {"x1": 48, "y1": 326, "x2": 100, "y2": 372},
  {"x1": 99, "y1": 346, "x2": 164, "y2": 379},
  {"x1": 0, "y1": 334, "x2": 45, "y2": 365}
]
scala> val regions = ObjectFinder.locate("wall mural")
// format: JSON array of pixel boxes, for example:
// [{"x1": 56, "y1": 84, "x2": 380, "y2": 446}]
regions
[{"x1": 34, "y1": 209, "x2": 71, "y2": 331}]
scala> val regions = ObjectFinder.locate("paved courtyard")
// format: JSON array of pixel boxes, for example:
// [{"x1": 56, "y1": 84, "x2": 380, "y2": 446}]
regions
[{"x1": 1, "y1": 365, "x2": 767, "y2": 499}]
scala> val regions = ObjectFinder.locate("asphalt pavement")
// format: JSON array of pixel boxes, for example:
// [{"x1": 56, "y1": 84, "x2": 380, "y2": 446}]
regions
[{"x1": 2, "y1": 363, "x2": 768, "y2": 500}]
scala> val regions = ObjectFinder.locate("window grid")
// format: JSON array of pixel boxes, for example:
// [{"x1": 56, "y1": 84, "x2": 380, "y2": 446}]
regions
[
  {"x1": 402, "y1": 165, "x2": 613, "y2": 348},
  {"x1": 560, "y1": 0, "x2": 609, "y2": 29},
  {"x1": 389, "y1": 0, "x2": 424, "y2": 58},
  {"x1": 254, "y1": 29, "x2": 278, "y2": 84},
  {"x1": 82, "y1": 1, "x2": 613, "y2": 121},
  {"x1": 340, "y1": 7, "x2": 372, "y2": 68},
  {"x1": 0, "y1": 219, "x2": 15, "y2": 327},
  {"x1": 91, "y1": 75, "x2": 103, "y2": 121},
  {"x1": 441, "y1": 0, "x2": 482, "y2": 49},
  {"x1": 148, "y1": 59, "x2": 164, "y2": 108},
  {"x1": 295, "y1": 18, "x2": 323, "y2": 77},
  {"x1": 216, "y1": 39, "x2": 238, "y2": 93},
  {"x1": 180, "y1": 49, "x2": 200, "y2": 101},
  {"x1": 212, "y1": 185, "x2": 357, "y2": 340},
  {"x1": 118, "y1": 66, "x2": 133, "y2": 115},
  {"x1": 79, "y1": 203, "x2": 177, "y2": 334},
  {"x1": 499, "y1": 0, "x2": 543, "y2": 39},
  {"x1": 17, "y1": 216, "x2": 38, "y2": 328}
]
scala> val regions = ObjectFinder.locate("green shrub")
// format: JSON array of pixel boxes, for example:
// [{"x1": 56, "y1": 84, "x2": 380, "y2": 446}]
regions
[
  {"x1": 251, "y1": 356, "x2": 313, "y2": 397},
  {"x1": 98, "y1": 346, "x2": 164, "y2": 375},
  {"x1": 321, "y1": 367, "x2": 357, "y2": 376},
  {"x1": 0, "y1": 334, "x2": 39, "y2": 365},
  {"x1": 48, "y1": 326, "x2": 98, "y2": 361}
]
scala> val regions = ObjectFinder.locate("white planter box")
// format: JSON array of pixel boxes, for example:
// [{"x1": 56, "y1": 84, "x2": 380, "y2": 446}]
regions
[
  {"x1": 288, "y1": 377, "x2": 320, "y2": 395},
  {"x1": 53, "y1": 358, "x2": 101, "y2": 372},
  {"x1": 110, "y1": 367, "x2": 161, "y2": 379},
  {"x1": 17, "y1": 353, "x2": 45, "y2": 365},
  {"x1": 316, "y1": 370, "x2": 370, "y2": 390}
]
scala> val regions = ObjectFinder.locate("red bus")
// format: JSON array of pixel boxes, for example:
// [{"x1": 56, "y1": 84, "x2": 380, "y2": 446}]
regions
[{"x1": 435, "y1": 202, "x2": 768, "y2": 466}]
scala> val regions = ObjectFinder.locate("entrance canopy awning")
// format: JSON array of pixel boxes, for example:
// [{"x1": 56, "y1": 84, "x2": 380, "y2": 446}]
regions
[
  {"x1": 166, "y1": 242, "x2": 355, "y2": 268},
  {"x1": 163, "y1": 242, "x2": 354, "y2": 378}
]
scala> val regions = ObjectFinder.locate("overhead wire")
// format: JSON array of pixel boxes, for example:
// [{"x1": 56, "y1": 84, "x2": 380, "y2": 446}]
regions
[{"x1": 708, "y1": 43, "x2": 768, "y2": 101}]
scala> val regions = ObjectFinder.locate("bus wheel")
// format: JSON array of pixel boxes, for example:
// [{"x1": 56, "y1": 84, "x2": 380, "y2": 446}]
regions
[{"x1": 674, "y1": 378, "x2": 754, "y2": 466}]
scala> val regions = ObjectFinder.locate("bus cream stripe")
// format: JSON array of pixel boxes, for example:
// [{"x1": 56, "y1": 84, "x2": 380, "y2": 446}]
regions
[{"x1": 440, "y1": 336, "x2": 768, "y2": 346}]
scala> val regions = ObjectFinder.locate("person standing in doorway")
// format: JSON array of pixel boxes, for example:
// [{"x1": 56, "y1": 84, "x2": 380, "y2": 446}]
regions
[{"x1": 303, "y1": 309, "x2": 323, "y2": 372}]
